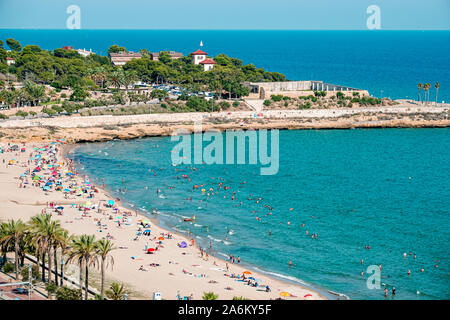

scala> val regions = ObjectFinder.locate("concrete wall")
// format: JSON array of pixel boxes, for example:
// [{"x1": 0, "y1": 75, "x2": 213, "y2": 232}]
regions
[{"x1": 245, "y1": 81, "x2": 368, "y2": 99}]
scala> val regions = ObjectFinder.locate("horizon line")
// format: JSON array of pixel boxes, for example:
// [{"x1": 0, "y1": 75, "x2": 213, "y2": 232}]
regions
[{"x1": 0, "y1": 28, "x2": 449, "y2": 31}]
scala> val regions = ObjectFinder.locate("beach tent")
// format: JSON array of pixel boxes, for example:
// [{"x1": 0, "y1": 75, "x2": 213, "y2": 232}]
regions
[
  {"x1": 147, "y1": 248, "x2": 155, "y2": 253},
  {"x1": 179, "y1": 241, "x2": 187, "y2": 248},
  {"x1": 57, "y1": 206, "x2": 64, "y2": 210}
]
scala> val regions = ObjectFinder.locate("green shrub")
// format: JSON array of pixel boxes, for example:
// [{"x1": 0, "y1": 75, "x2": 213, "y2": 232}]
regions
[
  {"x1": 202, "y1": 292, "x2": 218, "y2": 300},
  {"x1": 51, "y1": 105, "x2": 64, "y2": 113},
  {"x1": 56, "y1": 287, "x2": 82, "y2": 300},
  {"x1": 220, "y1": 101, "x2": 231, "y2": 110},
  {"x1": 41, "y1": 107, "x2": 57, "y2": 115},
  {"x1": 0, "y1": 113, "x2": 8, "y2": 119},
  {"x1": 15, "y1": 110, "x2": 28, "y2": 117},
  {"x1": 232, "y1": 101, "x2": 240, "y2": 107},
  {"x1": 3, "y1": 262, "x2": 14, "y2": 273},
  {"x1": 46, "y1": 281, "x2": 58, "y2": 294},
  {"x1": 270, "y1": 94, "x2": 283, "y2": 102},
  {"x1": 233, "y1": 296, "x2": 250, "y2": 300},
  {"x1": 336, "y1": 92, "x2": 345, "y2": 99},
  {"x1": 20, "y1": 265, "x2": 40, "y2": 283},
  {"x1": 263, "y1": 100, "x2": 272, "y2": 106}
]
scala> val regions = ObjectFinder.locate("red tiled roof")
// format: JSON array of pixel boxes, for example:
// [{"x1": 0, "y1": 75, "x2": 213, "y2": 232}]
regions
[
  {"x1": 191, "y1": 49, "x2": 207, "y2": 55},
  {"x1": 199, "y1": 58, "x2": 217, "y2": 65},
  {"x1": 6, "y1": 57, "x2": 14, "y2": 60}
]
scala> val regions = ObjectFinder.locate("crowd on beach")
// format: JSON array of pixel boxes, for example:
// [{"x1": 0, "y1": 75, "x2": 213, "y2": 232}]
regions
[{"x1": 1, "y1": 140, "x2": 313, "y2": 300}]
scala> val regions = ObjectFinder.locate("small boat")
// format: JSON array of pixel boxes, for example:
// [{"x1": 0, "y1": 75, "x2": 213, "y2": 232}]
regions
[{"x1": 184, "y1": 218, "x2": 192, "y2": 222}]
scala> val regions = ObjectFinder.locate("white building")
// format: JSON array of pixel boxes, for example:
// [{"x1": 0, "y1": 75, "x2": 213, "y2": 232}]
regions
[
  {"x1": 199, "y1": 58, "x2": 217, "y2": 71},
  {"x1": 76, "y1": 48, "x2": 94, "y2": 57},
  {"x1": 6, "y1": 57, "x2": 15, "y2": 66},
  {"x1": 191, "y1": 49, "x2": 216, "y2": 71},
  {"x1": 191, "y1": 49, "x2": 208, "y2": 65}
]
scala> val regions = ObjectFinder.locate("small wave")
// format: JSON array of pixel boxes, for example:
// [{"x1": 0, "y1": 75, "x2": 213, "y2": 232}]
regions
[
  {"x1": 194, "y1": 224, "x2": 203, "y2": 227},
  {"x1": 252, "y1": 266, "x2": 308, "y2": 287}
]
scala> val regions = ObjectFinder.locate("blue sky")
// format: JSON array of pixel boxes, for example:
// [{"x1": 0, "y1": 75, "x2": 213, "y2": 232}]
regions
[{"x1": 0, "y1": 0, "x2": 449, "y2": 30}]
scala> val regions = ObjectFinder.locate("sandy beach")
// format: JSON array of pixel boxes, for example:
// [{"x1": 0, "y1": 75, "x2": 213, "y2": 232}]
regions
[{"x1": 0, "y1": 140, "x2": 326, "y2": 300}]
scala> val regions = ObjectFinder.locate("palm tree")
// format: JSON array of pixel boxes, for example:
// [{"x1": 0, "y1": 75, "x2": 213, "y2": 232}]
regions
[
  {"x1": 0, "y1": 222, "x2": 13, "y2": 268},
  {"x1": 105, "y1": 282, "x2": 126, "y2": 300},
  {"x1": 122, "y1": 70, "x2": 137, "y2": 92},
  {"x1": 58, "y1": 230, "x2": 73, "y2": 286},
  {"x1": 202, "y1": 292, "x2": 218, "y2": 300},
  {"x1": 0, "y1": 219, "x2": 28, "y2": 279},
  {"x1": 95, "y1": 239, "x2": 116, "y2": 299},
  {"x1": 68, "y1": 235, "x2": 97, "y2": 300},
  {"x1": 435, "y1": 82, "x2": 440, "y2": 105},
  {"x1": 24, "y1": 81, "x2": 46, "y2": 106},
  {"x1": 417, "y1": 83, "x2": 422, "y2": 104},
  {"x1": 108, "y1": 70, "x2": 124, "y2": 91},
  {"x1": 29, "y1": 214, "x2": 63, "y2": 283},
  {"x1": 423, "y1": 83, "x2": 430, "y2": 106},
  {"x1": 29, "y1": 214, "x2": 50, "y2": 282}
]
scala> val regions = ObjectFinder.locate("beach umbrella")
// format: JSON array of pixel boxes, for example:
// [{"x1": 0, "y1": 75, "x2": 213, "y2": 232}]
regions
[
  {"x1": 57, "y1": 206, "x2": 64, "y2": 210},
  {"x1": 243, "y1": 271, "x2": 252, "y2": 275},
  {"x1": 280, "y1": 292, "x2": 291, "y2": 297},
  {"x1": 144, "y1": 229, "x2": 151, "y2": 233},
  {"x1": 147, "y1": 248, "x2": 155, "y2": 252},
  {"x1": 32, "y1": 175, "x2": 40, "y2": 181},
  {"x1": 158, "y1": 237, "x2": 164, "y2": 241},
  {"x1": 142, "y1": 220, "x2": 150, "y2": 225},
  {"x1": 108, "y1": 200, "x2": 115, "y2": 206},
  {"x1": 180, "y1": 241, "x2": 187, "y2": 248},
  {"x1": 304, "y1": 294, "x2": 312, "y2": 298},
  {"x1": 63, "y1": 188, "x2": 70, "y2": 192},
  {"x1": 43, "y1": 186, "x2": 50, "y2": 191}
]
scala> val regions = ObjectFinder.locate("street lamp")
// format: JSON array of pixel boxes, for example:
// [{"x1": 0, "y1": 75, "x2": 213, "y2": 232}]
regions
[
  {"x1": 28, "y1": 264, "x2": 32, "y2": 301},
  {"x1": 60, "y1": 258, "x2": 65, "y2": 286}
]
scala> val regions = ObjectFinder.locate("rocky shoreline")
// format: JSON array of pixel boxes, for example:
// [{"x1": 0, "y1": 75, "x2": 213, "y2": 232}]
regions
[{"x1": 0, "y1": 106, "x2": 448, "y2": 143}]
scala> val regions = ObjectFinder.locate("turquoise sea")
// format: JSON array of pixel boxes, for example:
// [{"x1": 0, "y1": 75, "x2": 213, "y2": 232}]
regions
[
  {"x1": 69, "y1": 129, "x2": 450, "y2": 300},
  {"x1": 1, "y1": 30, "x2": 449, "y2": 101}
]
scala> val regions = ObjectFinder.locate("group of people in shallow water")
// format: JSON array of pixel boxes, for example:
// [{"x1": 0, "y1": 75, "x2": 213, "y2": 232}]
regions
[{"x1": 109, "y1": 144, "x2": 440, "y2": 299}]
